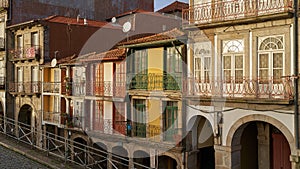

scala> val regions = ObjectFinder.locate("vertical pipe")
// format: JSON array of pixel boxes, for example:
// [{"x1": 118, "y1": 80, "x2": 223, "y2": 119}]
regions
[{"x1": 294, "y1": 0, "x2": 299, "y2": 149}]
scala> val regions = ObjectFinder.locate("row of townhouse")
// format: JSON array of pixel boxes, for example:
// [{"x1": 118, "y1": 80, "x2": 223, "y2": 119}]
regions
[{"x1": 35, "y1": 28, "x2": 187, "y2": 169}]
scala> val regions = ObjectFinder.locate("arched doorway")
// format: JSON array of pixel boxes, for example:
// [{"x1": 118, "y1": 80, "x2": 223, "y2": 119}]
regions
[
  {"x1": 133, "y1": 150, "x2": 150, "y2": 169},
  {"x1": 112, "y1": 146, "x2": 129, "y2": 169},
  {"x1": 188, "y1": 115, "x2": 215, "y2": 168},
  {"x1": 158, "y1": 155, "x2": 177, "y2": 169},
  {"x1": 92, "y1": 142, "x2": 108, "y2": 169},
  {"x1": 18, "y1": 104, "x2": 32, "y2": 126},
  {"x1": 231, "y1": 121, "x2": 291, "y2": 169},
  {"x1": 73, "y1": 137, "x2": 88, "y2": 165}
]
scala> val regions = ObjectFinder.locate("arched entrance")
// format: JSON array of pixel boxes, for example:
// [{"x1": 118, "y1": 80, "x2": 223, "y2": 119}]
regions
[
  {"x1": 73, "y1": 137, "x2": 88, "y2": 165},
  {"x1": 158, "y1": 155, "x2": 177, "y2": 169},
  {"x1": 18, "y1": 104, "x2": 32, "y2": 126},
  {"x1": 188, "y1": 115, "x2": 215, "y2": 168},
  {"x1": 133, "y1": 150, "x2": 150, "y2": 169},
  {"x1": 112, "y1": 146, "x2": 129, "y2": 169},
  {"x1": 231, "y1": 121, "x2": 291, "y2": 169},
  {"x1": 92, "y1": 142, "x2": 108, "y2": 169}
]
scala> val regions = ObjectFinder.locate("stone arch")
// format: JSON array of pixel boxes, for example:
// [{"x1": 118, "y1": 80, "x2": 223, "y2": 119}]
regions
[
  {"x1": 226, "y1": 114, "x2": 295, "y2": 152},
  {"x1": 18, "y1": 104, "x2": 33, "y2": 126}
]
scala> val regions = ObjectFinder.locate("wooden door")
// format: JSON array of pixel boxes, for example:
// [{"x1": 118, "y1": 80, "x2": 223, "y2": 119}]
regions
[
  {"x1": 113, "y1": 103, "x2": 126, "y2": 135},
  {"x1": 272, "y1": 133, "x2": 291, "y2": 169}
]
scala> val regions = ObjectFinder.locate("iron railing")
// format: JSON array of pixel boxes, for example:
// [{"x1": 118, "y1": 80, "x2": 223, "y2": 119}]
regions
[
  {"x1": 43, "y1": 111, "x2": 60, "y2": 124},
  {"x1": 9, "y1": 45, "x2": 41, "y2": 61},
  {"x1": 0, "y1": 115, "x2": 152, "y2": 169},
  {"x1": 183, "y1": 0, "x2": 293, "y2": 25},
  {"x1": 127, "y1": 73, "x2": 182, "y2": 91},
  {"x1": 9, "y1": 81, "x2": 41, "y2": 94},
  {"x1": 186, "y1": 76, "x2": 294, "y2": 99},
  {"x1": 61, "y1": 81, "x2": 126, "y2": 98},
  {"x1": 43, "y1": 82, "x2": 61, "y2": 93}
]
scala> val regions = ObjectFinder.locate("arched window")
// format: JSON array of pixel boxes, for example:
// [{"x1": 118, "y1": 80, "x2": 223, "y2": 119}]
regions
[
  {"x1": 222, "y1": 39, "x2": 244, "y2": 82},
  {"x1": 258, "y1": 36, "x2": 284, "y2": 81}
]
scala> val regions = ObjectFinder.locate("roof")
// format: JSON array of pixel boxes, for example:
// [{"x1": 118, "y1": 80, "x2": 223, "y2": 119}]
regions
[
  {"x1": 106, "y1": 8, "x2": 150, "y2": 20},
  {"x1": 7, "y1": 15, "x2": 119, "y2": 29},
  {"x1": 157, "y1": 1, "x2": 189, "y2": 13},
  {"x1": 80, "y1": 48, "x2": 126, "y2": 62},
  {"x1": 119, "y1": 28, "x2": 185, "y2": 47},
  {"x1": 43, "y1": 15, "x2": 114, "y2": 28}
]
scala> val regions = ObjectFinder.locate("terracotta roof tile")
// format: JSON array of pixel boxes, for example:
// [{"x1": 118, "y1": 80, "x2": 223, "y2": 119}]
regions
[
  {"x1": 119, "y1": 28, "x2": 185, "y2": 46},
  {"x1": 43, "y1": 15, "x2": 117, "y2": 29},
  {"x1": 157, "y1": 1, "x2": 189, "y2": 13},
  {"x1": 80, "y1": 48, "x2": 126, "y2": 62}
]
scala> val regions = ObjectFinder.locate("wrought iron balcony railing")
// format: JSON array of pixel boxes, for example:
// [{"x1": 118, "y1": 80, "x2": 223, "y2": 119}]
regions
[
  {"x1": 9, "y1": 45, "x2": 41, "y2": 61},
  {"x1": 182, "y1": 0, "x2": 293, "y2": 25},
  {"x1": 186, "y1": 76, "x2": 294, "y2": 100},
  {"x1": 127, "y1": 73, "x2": 182, "y2": 91},
  {"x1": 43, "y1": 82, "x2": 60, "y2": 93},
  {"x1": 43, "y1": 111, "x2": 60, "y2": 124},
  {"x1": 9, "y1": 81, "x2": 41, "y2": 95},
  {"x1": 61, "y1": 81, "x2": 126, "y2": 97}
]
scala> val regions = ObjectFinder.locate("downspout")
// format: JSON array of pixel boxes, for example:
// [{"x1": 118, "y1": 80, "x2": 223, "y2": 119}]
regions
[{"x1": 294, "y1": 0, "x2": 299, "y2": 149}]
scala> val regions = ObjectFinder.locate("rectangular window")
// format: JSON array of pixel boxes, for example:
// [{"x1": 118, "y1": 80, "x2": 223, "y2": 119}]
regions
[
  {"x1": 31, "y1": 32, "x2": 39, "y2": 47},
  {"x1": 133, "y1": 99, "x2": 146, "y2": 138},
  {"x1": 17, "y1": 35, "x2": 23, "y2": 58},
  {"x1": 163, "y1": 101, "x2": 178, "y2": 141},
  {"x1": 165, "y1": 46, "x2": 182, "y2": 90}
]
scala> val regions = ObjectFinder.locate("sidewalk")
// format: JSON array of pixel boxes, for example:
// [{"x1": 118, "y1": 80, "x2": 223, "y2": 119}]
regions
[{"x1": 0, "y1": 133, "x2": 83, "y2": 169}]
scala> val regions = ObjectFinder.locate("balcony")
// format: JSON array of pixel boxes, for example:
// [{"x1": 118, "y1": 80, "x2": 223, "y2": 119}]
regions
[
  {"x1": 43, "y1": 82, "x2": 60, "y2": 93},
  {"x1": 128, "y1": 73, "x2": 182, "y2": 91},
  {"x1": 9, "y1": 81, "x2": 41, "y2": 95},
  {"x1": 43, "y1": 111, "x2": 60, "y2": 124},
  {"x1": 9, "y1": 45, "x2": 40, "y2": 62},
  {"x1": 182, "y1": 0, "x2": 293, "y2": 26},
  {"x1": 186, "y1": 76, "x2": 294, "y2": 100}
]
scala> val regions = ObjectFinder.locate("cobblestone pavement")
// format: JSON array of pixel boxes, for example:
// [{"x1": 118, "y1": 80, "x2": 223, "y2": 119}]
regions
[
  {"x1": 0, "y1": 145, "x2": 49, "y2": 169},
  {"x1": 0, "y1": 133, "x2": 83, "y2": 169}
]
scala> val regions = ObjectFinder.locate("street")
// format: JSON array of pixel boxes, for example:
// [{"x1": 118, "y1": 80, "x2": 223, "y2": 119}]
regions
[{"x1": 0, "y1": 145, "x2": 49, "y2": 169}]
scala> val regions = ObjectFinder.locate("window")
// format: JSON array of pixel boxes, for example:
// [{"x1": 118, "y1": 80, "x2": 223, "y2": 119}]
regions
[
  {"x1": 128, "y1": 49, "x2": 147, "y2": 89},
  {"x1": 17, "y1": 67, "x2": 23, "y2": 92},
  {"x1": 164, "y1": 46, "x2": 183, "y2": 90},
  {"x1": 95, "y1": 64, "x2": 104, "y2": 95},
  {"x1": 17, "y1": 35, "x2": 23, "y2": 58},
  {"x1": 53, "y1": 96, "x2": 60, "y2": 113},
  {"x1": 31, "y1": 32, "x2": 39, "y2": 48},
  {"x1": 31, "y1": 66, "x2": 39, "y2": 93},
  {"x1": 74, "y1": 101, "x2": 84, "y2": 128},
  {"x1": 133, "y1": 99, "x2": 146, "y2": 137},
  {"x1": 163, "y1": 101, "x2": 178, "y2": 141},
  {"x1": 258, "y1": 36, "x2": 284, "y2": 82},
  {"x1": 222, "y1": 39, "x2": 244, "y2": 82},
  {"x1": 94, "y1": 100, "x2": 104, "y2": 131},
  {"x1": 194, "y1": 42, "x2": 211, "y2": 82},
  {"x1": 134, "y1": 49, "x2": 147, "y2": 75},
  {"x1": 115, "y1": 62, "x2": 126, "y2": 96}
]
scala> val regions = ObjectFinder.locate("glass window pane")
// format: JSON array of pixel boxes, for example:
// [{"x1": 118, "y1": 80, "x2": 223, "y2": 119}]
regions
[
  {"x1": 259, "y1": 54, "x2": 269, "y2": 68},
  {"x1": 273, "y1": 53, "x2": 283, "y2": 68}
]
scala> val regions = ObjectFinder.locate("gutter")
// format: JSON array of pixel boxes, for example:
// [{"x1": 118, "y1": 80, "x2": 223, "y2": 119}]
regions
[{"x1": 294, "y1": 0, "x2": 299, "y2": 149}]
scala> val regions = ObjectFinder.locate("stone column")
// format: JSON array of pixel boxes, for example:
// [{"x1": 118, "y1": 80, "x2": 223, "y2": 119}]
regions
[
  {"x1": 257, "y1": 123, "x2": 270, "y2": 169},
  {"x1": 215, "y1": 145, "x2": 239, "y2": 169},
  {"x1": 291, "y1": 154, "x2": 300, "y2": 169}
]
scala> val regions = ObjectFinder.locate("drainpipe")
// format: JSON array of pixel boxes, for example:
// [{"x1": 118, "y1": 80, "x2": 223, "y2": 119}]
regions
[{"x1": 294, "y1": 0, "x2": 299, "y2": 149}]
